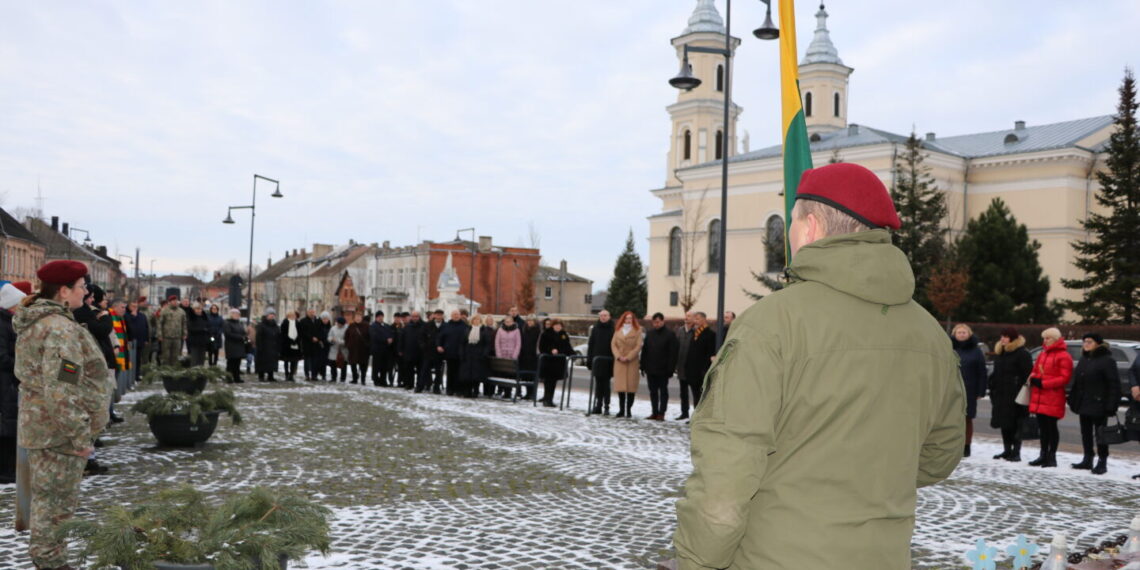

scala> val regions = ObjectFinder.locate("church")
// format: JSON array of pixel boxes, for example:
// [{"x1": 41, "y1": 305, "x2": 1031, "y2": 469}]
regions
[{"x1": 647, "y1": 0, "x2": 1115, "y2": 317}]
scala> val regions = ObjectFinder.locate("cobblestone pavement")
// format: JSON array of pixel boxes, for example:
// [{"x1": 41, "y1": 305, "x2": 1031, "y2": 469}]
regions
[{"x1": 1, "y1": 379, "x2": 1140, "y2": 568}]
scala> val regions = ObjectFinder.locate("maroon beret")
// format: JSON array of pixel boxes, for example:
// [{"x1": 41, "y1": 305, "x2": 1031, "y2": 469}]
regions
[
  {"x1": 11, "y1": 281, "x2": 33, "y2": 295},
  {"x1": 137, "y1": 296, "x2": 148, "y2": 303},
  {"x1": 167, "y1": 295, "x2": 179, "y2": 302},
  {"x1": 36, "y1": 260, "x2": 89, "y2": 286},
  {"x1": 795, "y1": 163, "x2": 901, "y2": 230}
]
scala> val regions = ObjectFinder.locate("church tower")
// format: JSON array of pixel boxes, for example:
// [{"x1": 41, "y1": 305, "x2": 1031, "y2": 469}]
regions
[
  {"x1": 798, "y1": 3, "x2": 853, "y2": 136},
  {"x1": 665, "y1": 0, "x2": 742, "y2": 187}
]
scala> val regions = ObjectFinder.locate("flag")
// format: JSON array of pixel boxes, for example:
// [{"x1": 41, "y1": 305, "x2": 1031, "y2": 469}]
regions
[{"x1": 779, "y1": 0, "x2": 812, "y2": 261}]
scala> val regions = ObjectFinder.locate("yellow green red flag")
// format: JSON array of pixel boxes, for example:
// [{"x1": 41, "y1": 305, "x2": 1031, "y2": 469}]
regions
[{"x1": 779, "y1": 0, "x2": 812, "y2": 261}]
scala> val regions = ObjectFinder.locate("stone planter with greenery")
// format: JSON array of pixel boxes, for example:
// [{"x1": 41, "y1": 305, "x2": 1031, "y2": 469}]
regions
[
  {"x1": 58, "y1": 485, "x2": 332, "y2": 570},
  {"x1": 132, "y1": 389, "x2": 242, "y2": 447}
]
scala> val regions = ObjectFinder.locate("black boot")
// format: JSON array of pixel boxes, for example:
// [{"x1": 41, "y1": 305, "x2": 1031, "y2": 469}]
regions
[
  {"x1": 1071, "y1": 455, "x2": 1094, "y2": 470},
  {"x1": 1092, "y1": 456, "x2": 1108, "y2": 475},
  {"x1": 993, "y1": 444, "x2": 1009, "y2": 460},
  {"x1": 1028, "y1": 453, "x2": 1046, "y2": 467},
  {"x1": 1041, "y1": 445, "x2": 1057, "y2": 468},
  {"x1": 1006, "y1": 440, "x2": 1021, "y2": 462},
  {"x1": 963, "y1": 444, "x2": 971, "y2": 458}
]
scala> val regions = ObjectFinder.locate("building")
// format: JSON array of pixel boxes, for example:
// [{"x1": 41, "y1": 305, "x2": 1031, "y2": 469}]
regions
[
  {"x1": 534, "y1": 262, "x2": 594, "y2": 316},
  {"x1": 304, "y1": 242, "x2": 373, "y2": 317},
  {"x1": 251, "y1": 250, "x2": 313, "y2": 317},
  {"x1": 25, "y1": 216, "x2": 123, "y2": 292},
  {"x1": 149, "y1": 274, "x2": 206, "y2": 303},
  {"x1": 647, "y1": 2, "x2": 1117, "y2": 317},
  {"x1": 0, "y1": 207, "x2": 45, "y2": 283}
]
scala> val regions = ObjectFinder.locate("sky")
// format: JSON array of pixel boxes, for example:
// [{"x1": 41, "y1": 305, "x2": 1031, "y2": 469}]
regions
[{"x1": 2, "y1": 1, "x2": 1138, "y2": 289}]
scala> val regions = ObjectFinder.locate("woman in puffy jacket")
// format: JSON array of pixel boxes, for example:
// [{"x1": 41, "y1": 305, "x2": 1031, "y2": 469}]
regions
[
  {"x1": 951, "y1": 324, "x2": 987, "y2": 457},
  {"x1": 1067, "y1": 333, "x2": 1120, "y2": 474},
  {"x1": 1028, "y1": 327, "x2": 1074, "y2": 468}
]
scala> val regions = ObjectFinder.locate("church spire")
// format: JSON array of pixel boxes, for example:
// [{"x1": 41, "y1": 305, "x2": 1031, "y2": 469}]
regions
[
  {"x1": 682, "y1": 0, "x2": 725, "y2": 35},
  {"x1": 801, "y1": 3, "x2": 843, "y2": 66}
]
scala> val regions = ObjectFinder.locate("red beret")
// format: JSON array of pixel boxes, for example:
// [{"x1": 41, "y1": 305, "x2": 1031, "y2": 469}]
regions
[
  {"x1": 137, "y1": 296, "x2": 148, "y2": 303},
  {"x1": 11, "y1": 281, "x2": 33, "y2": 295},
  {"x1": 795, "y1": 163, "x2": 901, "y2": 230},
  {"x1": 168, "y1": 295, "x2": 179, "y2": 302},
  {"x1": 36, "y1": 260, "x2": 89, "y2": 286}
]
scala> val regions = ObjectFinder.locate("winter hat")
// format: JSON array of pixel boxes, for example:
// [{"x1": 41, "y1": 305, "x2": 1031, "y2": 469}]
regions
[
  {"x1": 36, "y1": 260, "x2": 89, "y2": 286},
  {"x1": 89, "y1": 284, "x2": 106, "y2": 304},
  {"x1": 1000, "y1": 327, "x2": 1019, "y2": 340},
  {"x1": 167, "y1": 295, "x2": 179, "y2": 302},
  {"x1": 319, "y1": 311, "x2": 331, "y2": 320},
  {"x1": 1082, "y1": 332, "x2": 1104, "y2": 345},
  {"x1": 137, "y1": 295, "x2": 148, "y2": 303},
  {"x1": 0, "y1": 281, "x2": 27, "y2": 310},
  {"x1": 264, "y1": 307, "x2": 277, "y2": 316},
  {"x1": 12, "y1": 281, "x2": 33, "y2": 296},
  {"x1": 795, "y1": 163, "x2": 902, "y2": 230},
  {"x1": 335, "y1": 316, "x2": 346, "y2": 325}
]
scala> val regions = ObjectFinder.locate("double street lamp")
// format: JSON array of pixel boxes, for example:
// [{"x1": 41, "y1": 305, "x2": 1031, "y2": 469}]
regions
[
  {"x1": 668, "y1": 0, "x2": 778, "y2": 348},
  {"x1": 223, "y1": 174, "x2": 283, "y2": 317}
]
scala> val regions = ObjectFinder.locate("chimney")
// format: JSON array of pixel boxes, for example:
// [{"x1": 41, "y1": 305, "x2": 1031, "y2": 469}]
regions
[
  {"x1": 559, "y1": 260, "x2": 567, "y2": 275},
  {"x1": 61, "y1": 222, "x2": 69, "y2": 236},
  {"x1": 848, "y1": 124, "x2": 859, "y2": 136},
  {"x1": 478, "y1": 236, "x2": 492, "y2": 253},
  {"x1": 382, "y1": 240, "x2": 390, "y2": 249},
  {"x1": 267, "y1": 257, "x2": 272, "y2": 269},
  {"x1": 301, "y1": 248, "x2": 306, "y2": 256},
  {"x1": 925, "y1": 132, "x2": 936, "y2": 141},
  {"x1": 96, "y1": 245, "x2": 107, "y2": 256},
  {"x1": 1015, "y1": 120, "x2": 1026, "y2": 130},
  {"x1": 51, "y1": 216, "x2": 59, "y2": 231}
]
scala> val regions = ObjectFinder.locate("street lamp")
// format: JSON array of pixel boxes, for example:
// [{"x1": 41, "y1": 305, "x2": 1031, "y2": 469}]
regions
[
  {"x1": 116, "y1": 254, "x2": 134, "y2": 298},
  {"x1": 668, "y1": 0, "x2": 778, "y2": 349},
  {"x1": 223, "y1": 174, "x2": 282, "y2": 317},
  {"x1": 68, "y1": 226, "x2": 93, "y2": 247},
  {"x1": 455, "y1": 227, "x2": 476, "y2": 314}
]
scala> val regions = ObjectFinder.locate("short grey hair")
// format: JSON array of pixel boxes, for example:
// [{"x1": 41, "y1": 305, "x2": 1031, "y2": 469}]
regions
[
  {"x1": 191, "y1": 301, "x2": 202, "y2": 310},
  {"x1": 793, "y1": 199, "x2": 872, "y2": 237},
  {"x1": 229, "y1": 308, "x2": 241, "y2": 317}
]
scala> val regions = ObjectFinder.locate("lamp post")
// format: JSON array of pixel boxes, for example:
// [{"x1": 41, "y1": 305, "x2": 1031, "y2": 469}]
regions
[
  {"x1": 223, "y1": 174, "x2": 283, "y2": 317},
  {"x1": 68, "y1": 226, "x2": 93, "y2": 248},
  {"x1": 116, "y1": 254, "x2": 134, "y2": 298},
  {"x1": 149, "y1": 259, "x2": 156, "y2": 302},
  {"x1": 455, "y1": 227, "x2": 476, "y2": 314},
  {"x1": 668, "y1": 0, "x2": 778, "y2": 349}
]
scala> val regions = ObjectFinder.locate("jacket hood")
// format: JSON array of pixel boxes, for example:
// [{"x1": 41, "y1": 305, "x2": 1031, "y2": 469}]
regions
[
  {"x1": 994, "y1": 335, "x2": 1026, "y2": 354},
  {"x1": 787, "y1": 229, "x2": 915, "y2": 306},
  {"x1": 1043, "y1": 338, "x2": 1067, "y2": 352},
  {"x1": 13, "y1": 298, "x2": 74, "y2": 334}
]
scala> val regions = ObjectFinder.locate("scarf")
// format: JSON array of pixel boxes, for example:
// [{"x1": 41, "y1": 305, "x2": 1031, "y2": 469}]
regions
[
  {"x1": 110, "y1": 309, "x2": 129, "y2": 371},
  {"x1": 692, "y1": 324, "x2": 707, "y2": 341},
  {"x1": 286, "y1": 319, "x2": 298, "y2": 341},
  {"x1": 622, "y1": 323, "x2": 632, "y2": 336},
  {"x1": 468, "y1": 325, "x2": 481, "y2": 344}
]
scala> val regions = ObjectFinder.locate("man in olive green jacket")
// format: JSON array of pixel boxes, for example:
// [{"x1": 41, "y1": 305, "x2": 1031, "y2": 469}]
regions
[{"x1": 675, "y1": 163, "x2": 965, "y2": 569}]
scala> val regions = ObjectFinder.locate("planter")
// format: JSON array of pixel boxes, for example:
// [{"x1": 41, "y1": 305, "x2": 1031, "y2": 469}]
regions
[
  {"x1": 162, "y1": 375, "x2": 209, "y2": 395},
  {"x1": 148, "y1": 554, "x2": 289, "y2": 569},
  {"x1": 147, "y1": 412, "x2": 221, "y2": 447}
]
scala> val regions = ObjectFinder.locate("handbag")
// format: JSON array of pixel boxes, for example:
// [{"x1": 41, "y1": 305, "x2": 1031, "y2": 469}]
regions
[
  {"x1": 1098, "y1": 414, "x2": 1130, "y2": 445},
  {"x1": 1020, "y1": 414, "x2": 1040, "y2": 439},
  {"x1": 1014, "y1": 376, "x2": 1032, "y2": 406}
]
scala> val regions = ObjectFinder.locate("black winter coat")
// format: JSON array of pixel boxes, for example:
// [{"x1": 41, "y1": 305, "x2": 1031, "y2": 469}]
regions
[
  {"x1": 952, "y1": 335, "x2": 988, "y2": 419},
  {"x1": 460, "y1": 326, "x2": 495, "y2": 384},
  {"x1": 538, "y1": 328, "x2": 574, "y2": 381},
  {"x1": 641, "y1": 326, "x2": 679, "y2": 377},
  {"x1": 223, "y1": 318, "x2": 247, "y2": 359},
  {"x1": 684, "y1": 326, "x2": 717, "y2": 385},
  {"x1": 124, "y1": 310, "x2": 150, "y2": 345},
  {"x1": 519, "y1": 324, "x2": 540, "y2": 375},
  {"x1": 437, "y1": 320, "x2": 468, "y2": 360},
  {"x1": 0, "y1": 311, "x2": 18, "y2": 438},
  {"x1": 370, "y1": 322, "x2": 394, "y2": 354},
  {"x1": 297, "y1": 316, "x2": 322, "y2": 357},
  {"x1": 186, "y1": 312, "x2": 212, "y2": 350},
  {"x1": 1068, "y1": 345, "x2": 1120, "y2": 417},
  {"x1": 586, "y1": 320, "x2": 615, "y2": 378},
  {"x1": 255, "y1": 318, "x2": 282, "y2": 373},
  {"x1": 279, "y1": 319, "x2": 302, "y2": 358},
  {"x1": 75, "y1": 304, "x2": 116, "y2": 368},
  {"x1": 207, "y1": 312, "x2": 225, "y2": 350},
  {"x1": 988, "y1": 337, "x2": 1032, "y2": 430},
  {"x1": 420, "y1": 321, "x2": 443, "y2": 362},
  {"x1": 401, "y1": 320, "x2": 423, "y2": 362}
]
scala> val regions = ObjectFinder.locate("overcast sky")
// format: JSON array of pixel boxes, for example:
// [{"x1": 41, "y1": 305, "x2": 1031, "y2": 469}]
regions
[{"x1": 2, "y1": 1, "x2": 1138, "y2": 288}]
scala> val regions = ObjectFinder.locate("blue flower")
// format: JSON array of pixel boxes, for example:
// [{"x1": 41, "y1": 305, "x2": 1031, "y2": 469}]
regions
[
  {"x1": 966, "y1": 538, "x2": 999, "y2": 570},
  {"x1": 1005, "y1": 534, "x2": 1039, "y2": 569}
]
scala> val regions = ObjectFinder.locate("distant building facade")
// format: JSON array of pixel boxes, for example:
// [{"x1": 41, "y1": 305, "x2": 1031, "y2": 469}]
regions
[{"x1": 0, "y1": 207, "x2": 45, "y2": 283}]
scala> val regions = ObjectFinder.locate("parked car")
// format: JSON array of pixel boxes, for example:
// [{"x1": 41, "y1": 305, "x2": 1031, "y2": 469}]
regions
[{"x1": 1027, "y1": 339, "x2": 1140, "y2": 402}]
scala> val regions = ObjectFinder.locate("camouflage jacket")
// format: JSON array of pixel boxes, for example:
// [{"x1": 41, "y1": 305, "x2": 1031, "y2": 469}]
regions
[
  {"x1": 157, "y1": 304, "x2": 187, "y2": 339},
  {"x1": 13, "y1": 299, "x2": 112, "y2": 454}
]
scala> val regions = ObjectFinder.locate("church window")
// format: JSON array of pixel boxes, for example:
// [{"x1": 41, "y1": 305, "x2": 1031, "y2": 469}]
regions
[
  {"x1": 765, "y1": 215, "x2": 786, "y2": 273},
  {"x1": 834, "y1": 92, "x2": 840, "y2": 117},
  {"x1": 668, "y1": 227, "x2": 682, "y2": 276},
  {"x1": 716, "y1": 64, "x2": 724, "y2": 92},
  {"x1": 683, "y1": 130, "x2": 692, "y2": 160},
  {"x1": 805, "y1": 92, "x2": 813, "y2": 117},
  {"x1": 715, "y1": 130, "x2": 723, "y2": 160},
  {"x1": 707, "y1": 219, "x2": 722, "y2": 273}
]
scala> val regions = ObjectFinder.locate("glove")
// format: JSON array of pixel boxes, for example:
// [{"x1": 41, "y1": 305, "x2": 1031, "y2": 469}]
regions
[{"x1": 1030, "y1": 378, "x2": 1043, "y2": 389}]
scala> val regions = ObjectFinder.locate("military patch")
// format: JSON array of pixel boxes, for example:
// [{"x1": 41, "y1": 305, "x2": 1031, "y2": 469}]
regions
[{"x1": 56, "y1": 359, "x2": 80, "y2": 385}]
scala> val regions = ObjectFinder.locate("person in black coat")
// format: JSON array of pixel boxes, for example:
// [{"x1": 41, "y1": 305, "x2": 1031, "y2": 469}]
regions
[
  {"x1": 254, "y1": 310, "x2": 282, "y2": 381},
  {"x1": 641, "y1": 312, "x2": 679, "y2": 421},
  {"x1": 417, "y1": 310, "x2": 445, "y2": 393},
  {"x1": 313, "y1": 312, "x2": 332, "y2": 380},
  {"x1": 124, "y1": 299, "x2": 150, "y2": 367},
  {"x1": 1068, "y1": 333, "x2": 1121, "y2": 474},
  {"x1": 74, "y1": 284, "x2": 116, "y2": 370},
  {"x1": 538, "y1": 319, "x2": 575, "y2": 407},
  {"x1": 399, "y1": 311, "x2": 423, "y2": 390},
  {"x1": 297, "y1": 309, "x2": 320, "y2": 380},
  {"x1": 682, "y1": 312, "x2": 717, "y2": 417},
  {"x1": 186, "y1": 303, "x2": 212, "y2": 366},
  {"x1": 222, "y1": 308, "x2": 247, "y2": 383},
  {"x1": 951, "y1": 324, "x2": 987, "y2": 457},
  {"x1": 369, "y1": 311, "x2": 394, "y2": 387},
  {"x1": 459, "y1": 315, "x2": 494, "y2": 398},
  {"x1": 988, "y1": 328, "x2": 1032, "y2": 462},
  {"x1": 279, "y1": 311, "x2": 303, "y2": 381},
  {"x1": 518, "y1": 317, "x2": 541, "y2": 401},
  {"x1": 437, "y1": 310, "x2": 469, "y2": 396},
  {"x1": 586, "y1": 311, "x2": 615, "y2": 415},
  {"x1": 206, "y1": 305, "x2": 225, "y2": 366},
  {"x1": 0, "y1": 288, "x2": 25, "y2": 484}
]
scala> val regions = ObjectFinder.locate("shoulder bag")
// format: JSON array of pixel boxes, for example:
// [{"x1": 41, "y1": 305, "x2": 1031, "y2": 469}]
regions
[
  {"x1": 1014, "y1": 374, "x2": 1032, "y2": 406},
  {"x1": 1097, "y1": 414, "x2": 1129, "y2": 445}
]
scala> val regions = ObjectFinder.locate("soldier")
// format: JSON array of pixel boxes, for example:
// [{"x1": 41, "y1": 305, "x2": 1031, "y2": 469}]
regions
[
  {"x1": 14, "y1": 261, "x2": 113, "y2": 570},
  {"x1": 156, "y1": 295, "x2": 187, "y2": 365}
]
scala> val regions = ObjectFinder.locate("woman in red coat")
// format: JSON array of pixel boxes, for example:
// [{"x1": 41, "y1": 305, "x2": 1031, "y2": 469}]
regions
[{"x1": 1028, "y1": 327, "x2": 1074, "y2": 468}]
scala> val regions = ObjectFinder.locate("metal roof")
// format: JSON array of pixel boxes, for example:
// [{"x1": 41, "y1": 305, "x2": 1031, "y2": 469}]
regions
[
  {"x1": 801, "y1": 4, "x2": 845, "y2": 66},
  {"x1": 536, "y1": 265, "x2": 591, "y2": 284},
  {"x1": 682, "y1": 0, "x2": 724, "y2": 35},
  {"x1": 924, "y1": 115, "x2": 1113, "y2": 158}
]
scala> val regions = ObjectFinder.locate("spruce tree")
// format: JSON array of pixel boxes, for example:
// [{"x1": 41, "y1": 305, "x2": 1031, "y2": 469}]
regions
[
  {"x1": 1062, "y1": 67, "x2": 1140, "y2": 324},
  {"x1": 604, "y1": 229, "x2": 648, "y2": 318},
  {"x1": 955, "y1": 198, "x2": 1055, "y2": 323},
  {"x1": 891, "y1": 131, "x2": 949, "y2": 307}
]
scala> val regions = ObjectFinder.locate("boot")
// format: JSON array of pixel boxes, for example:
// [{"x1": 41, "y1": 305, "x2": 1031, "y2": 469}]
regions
[
  {"x1": 1071, "y1": 455, "x2": 1094, "y2": 470},
  {"x1": 1028, "y1": 454, "x2": 1046, "y2": 467},
  {"x1": 963, "y1": 444, "x2": 971, "y2": 458},
  {"x1": 993, "y1": 444, "x2": 1009, "y2": 460},
  {"x1": 1041, "y1": 446, "x2": 1057, "y2": 468},
  {"x1": 626, "y1": 394, "x2": 635, "y2": 417},
  {"x1": 1092, "y1": 456, "x2": 1108, "y2": 475},
  {"x1": 1006, "y1": 441, "x2": 1021, "y2": 462}
]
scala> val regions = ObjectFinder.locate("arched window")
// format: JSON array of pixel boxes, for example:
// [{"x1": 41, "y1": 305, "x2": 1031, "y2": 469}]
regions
[
  {"x1": 804, "y1": 92, "x2": 813, "y2": 117},
  {"x1": 707, "y1": 219, "x2": 722, "y2": 273},
  {"x1": 715, "y1": 130, "x2": 723, "y2": 160},
  {"x1": 834, "y1": 92, "x2": 840, "y2": 117},
  {"x1": 683, "y1": 130, "x2": 692, "y2": 160},
  {"x1": 765, "y1": 215, "x2": 786, "y2": 273},
  {"x1": 668, "y1": 227, "x2": 682, "y2": 276},
  {"x1": 716, "y1": 64, "x2": 724, "y2": 92}
]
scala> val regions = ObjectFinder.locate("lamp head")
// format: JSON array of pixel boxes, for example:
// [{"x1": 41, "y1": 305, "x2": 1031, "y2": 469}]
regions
[
  {"x1": 669, "y1": 55, "x2": 701, "y2": 91},
  {"x1": 223, "y1": 212, "x2": 235, "y2": 224},
  {"x1": 271, "y1": 185, "x2": 283, "y2": 198},
  {"x1": 753, "y1": 3, "x2": 780, "y2": 40}
]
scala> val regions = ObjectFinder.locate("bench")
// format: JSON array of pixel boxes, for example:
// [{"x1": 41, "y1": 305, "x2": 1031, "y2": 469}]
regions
[{"x1": 486, "y1": 357, "x2": 539, "y2": 405}]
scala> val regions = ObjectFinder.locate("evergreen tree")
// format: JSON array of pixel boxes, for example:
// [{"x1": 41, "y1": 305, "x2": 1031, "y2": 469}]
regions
[
  {"x1": 955, "y1": 198, "x2": 1055, "y2": 323},
  {"x1": 891, "y1": 131, "x2": 949, "y2": 307},
  {"x1": 604, "y1": 229, "x2": 648, "y2": 317},
  {"x1": 1062, "y1": 67, "x2": 1140, "y2": 324}
]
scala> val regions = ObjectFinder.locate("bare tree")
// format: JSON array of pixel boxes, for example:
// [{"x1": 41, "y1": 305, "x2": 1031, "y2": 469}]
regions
[
  {"x1": 185, "y1": 265, "x2": 210, "y2": 281},
  {"x1": 672, "y1": 186, "x2": 712, "y2": 311}
]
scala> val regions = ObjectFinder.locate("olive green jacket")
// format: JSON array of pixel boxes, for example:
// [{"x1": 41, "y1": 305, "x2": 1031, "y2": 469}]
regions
[{"x1": 674, "y1": 230, "x2": 965, "y2": 569}]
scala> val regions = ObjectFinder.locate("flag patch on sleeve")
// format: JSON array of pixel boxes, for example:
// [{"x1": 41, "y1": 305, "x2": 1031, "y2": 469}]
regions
[{"x1": 56, "y1": 359, "x2": 80, "y2": 385}]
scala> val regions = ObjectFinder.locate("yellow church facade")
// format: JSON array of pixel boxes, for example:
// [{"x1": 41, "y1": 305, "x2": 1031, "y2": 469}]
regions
[{"x1": 647, "y1": 1, "x2": 1115, "y2": 318}]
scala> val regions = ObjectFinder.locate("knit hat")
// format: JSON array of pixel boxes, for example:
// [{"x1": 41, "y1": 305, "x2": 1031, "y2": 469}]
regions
[
  {"x1": 795, "y1": 163, "x2": 902, "y2": 230},
  {"x1": 11, "y1": 281, "x2": 33, "y2": 296},
  {"x1": 335, "y1": 316, "x2": 346, "y2": 325},
  {"x1": 1082, "y1": 332, "x2": 1104, "y2": 345},
  {"x1": 264, "y1": 307, "x2": 277, "y2": 316},
  {"x1": 1000, "y1": 327, "x2": 1019, "y2": 340},
  {"x1": 0, "y1": 281, "x2": 26, "y2": 310},
  {"x1": 36, "y1": 260, "x2": 89, "y2": 286}
]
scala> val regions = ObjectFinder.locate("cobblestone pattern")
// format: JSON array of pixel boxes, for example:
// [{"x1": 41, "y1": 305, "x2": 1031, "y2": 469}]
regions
[{"x1": 0, "y1": 381, "x2": 1139, "y2": 568}]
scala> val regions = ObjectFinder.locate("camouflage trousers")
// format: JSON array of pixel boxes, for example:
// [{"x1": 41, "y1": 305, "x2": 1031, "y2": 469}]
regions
[
  {"x1": 160, "y1": 337, "x2": 183, "y2": 366},
  {"x1": 27, "y1": 448, "x2": 85, "y2": 569}
]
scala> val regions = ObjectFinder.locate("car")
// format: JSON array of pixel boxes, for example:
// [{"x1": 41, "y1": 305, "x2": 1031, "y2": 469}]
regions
[{"x1": 1027, "y1": 339, "x2": 1140, "y2": 402}]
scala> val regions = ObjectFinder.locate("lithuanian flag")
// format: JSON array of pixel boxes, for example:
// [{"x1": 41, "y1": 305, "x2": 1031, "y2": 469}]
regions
[{"x1": 779, "y1": 0, "x2": 812, "y2": 260}]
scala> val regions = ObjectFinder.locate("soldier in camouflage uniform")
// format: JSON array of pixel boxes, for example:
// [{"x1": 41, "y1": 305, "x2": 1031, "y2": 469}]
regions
[
  {"x1": 157, "y1": 295, "x2": 187, "y2": 365},
  {"x1": 14, "y1": 261, "x2": 112, "y2": 570}
]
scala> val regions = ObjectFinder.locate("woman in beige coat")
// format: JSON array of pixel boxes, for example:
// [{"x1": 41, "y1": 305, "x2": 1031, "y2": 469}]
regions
[{"x1": 611, "y1": 311, "x2": 643, "y2": 418}]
